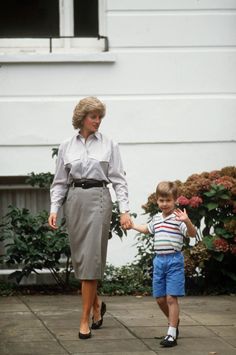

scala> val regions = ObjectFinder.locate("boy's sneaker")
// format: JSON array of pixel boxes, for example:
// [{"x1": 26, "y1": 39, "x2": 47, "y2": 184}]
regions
[{"x1": 160, "y1": 335, "x2": 177, "y2": 347}]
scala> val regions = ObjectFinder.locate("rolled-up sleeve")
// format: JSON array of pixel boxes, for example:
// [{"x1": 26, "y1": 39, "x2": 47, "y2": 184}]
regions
[
  {"x1": 108, "y1": 142, "x2": 129, "y2": 213},
  {"x1": 147, "y1": 219, "x2": 154, "y2": 234},
  {"x1": 179, "y1": 222, "x2": 188, "y2": 237},
  {"x1": 50, "y1": 144, "x2": 69, "y2": 214}
]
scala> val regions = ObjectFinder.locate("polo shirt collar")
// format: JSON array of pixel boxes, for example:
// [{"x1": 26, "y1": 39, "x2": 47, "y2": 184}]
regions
[{"x1": 161, "y1": 212, "x2": 176, "y2": 221}]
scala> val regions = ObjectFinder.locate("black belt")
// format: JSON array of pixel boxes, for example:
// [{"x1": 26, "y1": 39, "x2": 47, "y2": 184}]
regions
[{"x1": 71, "y1": 179, "x2": 107, "y2": 189}]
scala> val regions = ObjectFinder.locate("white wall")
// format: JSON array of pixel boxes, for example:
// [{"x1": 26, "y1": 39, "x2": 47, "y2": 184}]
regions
[{"x1": 0, "y1": 0, "x2": 236, "y2": 266}]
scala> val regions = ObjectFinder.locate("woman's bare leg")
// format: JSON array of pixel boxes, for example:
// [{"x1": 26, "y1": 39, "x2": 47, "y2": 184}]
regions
[
  {"x1": 80, "y1": 280, "x2": 97, "y2": 333},
  {"x1": 92, "y1": 293, "x2": 101, "y2": 322}
]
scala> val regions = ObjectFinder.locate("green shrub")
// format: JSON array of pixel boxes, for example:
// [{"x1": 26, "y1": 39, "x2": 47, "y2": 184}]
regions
[
  {"x1": 0, "y1": 280, "x2": 16, "y2": 296},
  {"x1": 0, "y1": 203, "x2": 136, "y2": 289},
  {"x1": 99, "y1": 263, "x2": 151, "y2": 295},
  {"x1": 139, "y1": 167, "x2": 236, "y2": 294},
  {"x1": 0, "y1": 148, "x2": 137, "y2": 291},
  {"x1": 0, "y1": 206, "x2": 71, "y2": 289},
  {"x1": 26, "y1": 172, "x2": 54, "y2": 188}
]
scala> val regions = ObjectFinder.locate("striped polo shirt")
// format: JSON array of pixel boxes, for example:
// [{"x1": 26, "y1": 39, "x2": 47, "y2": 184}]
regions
[{"x1": 147, "y1": 212, "x2": 187, "y2": 254}]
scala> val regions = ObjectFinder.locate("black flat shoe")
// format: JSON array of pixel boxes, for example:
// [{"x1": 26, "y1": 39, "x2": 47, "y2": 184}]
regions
[
  {"x1": 158, "y1": 319, "x2": 180, "y2": 343},
  {"x1": 91, "y1": 301, "x2": 106, "y2": 329},
  {"x1": 160, "y1": 335, "x2": 177, "y2": 347},
  {"x1": 159, "y1": 336, "x2": 166, "y2": 345},
  {"x1": 78, "y1": 330, "x2": 91, "y2": 339}
]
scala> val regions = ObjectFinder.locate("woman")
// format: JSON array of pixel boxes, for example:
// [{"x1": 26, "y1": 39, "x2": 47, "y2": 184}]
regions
[{"x1": 48, "y1": 97, "x2": 131, "y2": 339}]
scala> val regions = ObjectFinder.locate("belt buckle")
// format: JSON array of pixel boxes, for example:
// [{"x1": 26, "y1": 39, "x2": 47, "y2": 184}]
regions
[{"x1": 81, "y1": 181, "x2": 89, "y2": 189}]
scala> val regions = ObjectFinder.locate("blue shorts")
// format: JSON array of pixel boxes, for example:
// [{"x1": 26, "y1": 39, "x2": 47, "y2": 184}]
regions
[{"x1": 152, "y1": 252, "x2": 185, "y2": 298}]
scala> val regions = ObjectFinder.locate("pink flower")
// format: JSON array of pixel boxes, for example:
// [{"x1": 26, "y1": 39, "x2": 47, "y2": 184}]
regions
[
  {"x1": 189, "y1": 196, "x2": 203, "y2": 208},
  {"x1": 213, "y1": 238, "x2": 229, "y2": 253},
  {"x1": 177, "y1": 196, "x2": 190, "y2": 206},
  {"x1": 215, "y1": 177, "x2": 234, "y2": 190},
  {"x1": 209, "y1": 170, "x2": 221, "y2": 180}
]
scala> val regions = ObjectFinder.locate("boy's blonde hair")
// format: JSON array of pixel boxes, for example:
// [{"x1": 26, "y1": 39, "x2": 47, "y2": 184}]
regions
[{"x1": 156, "y1": 181, "x2": 178, "y2": 200}]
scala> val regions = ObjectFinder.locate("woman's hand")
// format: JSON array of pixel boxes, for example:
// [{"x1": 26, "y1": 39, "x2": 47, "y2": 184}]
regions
[
  {"x1": 120, "y1": 212, "x2": 132, "y2": 230},
  {"x1": 48, "y1": 213, "x2": 58, "y2": 230}
]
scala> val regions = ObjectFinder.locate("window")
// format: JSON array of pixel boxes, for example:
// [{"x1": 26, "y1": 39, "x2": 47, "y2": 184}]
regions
[
  {"x1": 0, "y1": 0, "x2": 60, "y2": 38},
  {"x1": 0, "y1": 0, "x2": 107, "y2": 54},
  {"x1": 74, "y1": 0, "x2": 99, "y2": 38}
]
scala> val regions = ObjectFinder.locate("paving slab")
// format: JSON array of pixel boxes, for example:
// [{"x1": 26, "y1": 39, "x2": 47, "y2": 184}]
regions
[
  {"x1": 61, "y1": 339, "x2": 149, "y2": 353},
  {"x1": 0, "y1": 312, "x2": 44, "y2": 329},
  {"x1": 0, "y1": 327, "x2": 56, "y2": 343},
  {"x1": 225, "y1": 337, "x2": 236, "y2": 347},
  {"x1": 128, "y1": 325, "x2": 215, "y2": 339},
  {"x1": 207, "y1": 325, "x2": 236, "y2": 337},
  {"x1": 52, "y1": 326, "x2": 135, "y2": 341},
  {"x1": 0, "y1": 341, "x2": 68, "y2": 355},
  {"x1": 143, "y1": 337, "x2": 236, "y2": 354},
  {"x1": 0, "y1": 297, "x2": 29, "y2": 312},
  {"x1": 72, "y1": 352, "x2": 156, "y2": 355},
  {"x1": 184, "y1": 312, "x2": 236, "y2": 325},
  {"x1": 0, "y1": 295, "x2": 235, "y2": 355}
]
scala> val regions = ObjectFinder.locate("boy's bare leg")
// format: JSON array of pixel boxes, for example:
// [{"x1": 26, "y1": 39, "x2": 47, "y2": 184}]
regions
[
  {"x1": 166, "y1": 295, "x2": 179, "y2": 328},
  {"x1": 156, "y1": 296, "x2": 169, "y2": 318},
  {"x1": 159, "y1": 295, "x2": 179, "y2": 346}
]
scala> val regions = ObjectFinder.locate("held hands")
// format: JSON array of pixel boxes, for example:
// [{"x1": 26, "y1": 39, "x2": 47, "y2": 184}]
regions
[
  {"x1": 49, "y1": 211, "x2": 133, "y2": 231},
  {"x1": 48, "y1": 213, "x2": 58, "y2": 230},
  {"x1": 120, "y1": 212, "x2": 133, "y2": 230}
]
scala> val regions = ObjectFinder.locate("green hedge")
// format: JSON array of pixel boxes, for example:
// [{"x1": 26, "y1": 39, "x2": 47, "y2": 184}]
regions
[
  {"x1": 138, "y1": 166, "x2": 236, "y2": 294},
  {"x1": 1, "y1": 165, "x2": 235, "y2": 295}
]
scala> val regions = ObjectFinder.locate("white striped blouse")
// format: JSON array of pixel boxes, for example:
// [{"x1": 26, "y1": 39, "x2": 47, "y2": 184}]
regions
[{"x1": 50, "y1": 131, "x2": 129, "y2": 214}]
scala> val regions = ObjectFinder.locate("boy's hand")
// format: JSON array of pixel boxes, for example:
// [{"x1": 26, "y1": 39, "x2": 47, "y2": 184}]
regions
[
  {"x1": 174, "y1": 208, "x2": 197, "y2": 238},
  {"x1": 174, "y1": 208, "x2": 189, "y2": 223},
  {"x1": 125, "y1": 219, "x2": 134, "y2": 230}
]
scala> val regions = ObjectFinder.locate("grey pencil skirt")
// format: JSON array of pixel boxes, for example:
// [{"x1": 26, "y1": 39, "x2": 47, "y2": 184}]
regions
[{"x1": 64, "y1": 186, "x2": 113, "y2": 280}]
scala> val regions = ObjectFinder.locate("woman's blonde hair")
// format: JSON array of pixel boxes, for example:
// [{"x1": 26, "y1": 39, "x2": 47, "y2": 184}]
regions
[
  {"x1": 72, "y1": 96, "x2": 106, "y2": 129},
  {"x1": 156, "y1": 181, "x2": 178, "y2": 200}
]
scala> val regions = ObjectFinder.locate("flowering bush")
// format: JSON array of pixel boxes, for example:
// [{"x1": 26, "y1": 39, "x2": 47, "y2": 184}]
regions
[
  {"x1": 213, "y1": 238, "x2": 229, "y2": 252},
  {"x1": 184, "y1": 242, "x2": 211, "y2": 277},
  {"x1": 140, "y1": 166, "x2": 236, "y2": 293}
]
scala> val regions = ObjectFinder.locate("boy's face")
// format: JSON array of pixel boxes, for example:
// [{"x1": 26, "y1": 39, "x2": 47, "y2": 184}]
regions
[{"x1": 156, "y1": 195, "x2": 176, "y2": 217}]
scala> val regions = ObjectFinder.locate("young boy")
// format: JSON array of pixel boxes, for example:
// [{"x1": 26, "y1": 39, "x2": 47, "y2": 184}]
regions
[{"x1": 131, "y1": 181, "x2": 196, "y2": 347}]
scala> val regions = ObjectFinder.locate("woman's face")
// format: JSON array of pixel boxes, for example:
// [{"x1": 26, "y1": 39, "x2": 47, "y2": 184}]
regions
[{"x1": 81, "y1": 111, "x2": 102, "y2": 136}]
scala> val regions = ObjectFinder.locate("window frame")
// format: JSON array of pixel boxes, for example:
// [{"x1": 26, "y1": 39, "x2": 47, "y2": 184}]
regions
[{"x1": 0, "y1": 0, "x2": 108, "y2": 54}]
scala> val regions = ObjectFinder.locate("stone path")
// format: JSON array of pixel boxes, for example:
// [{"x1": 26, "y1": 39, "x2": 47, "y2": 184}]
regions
[{"x1": 0, "y1": 295, "x2": 235, "y2": 355}]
